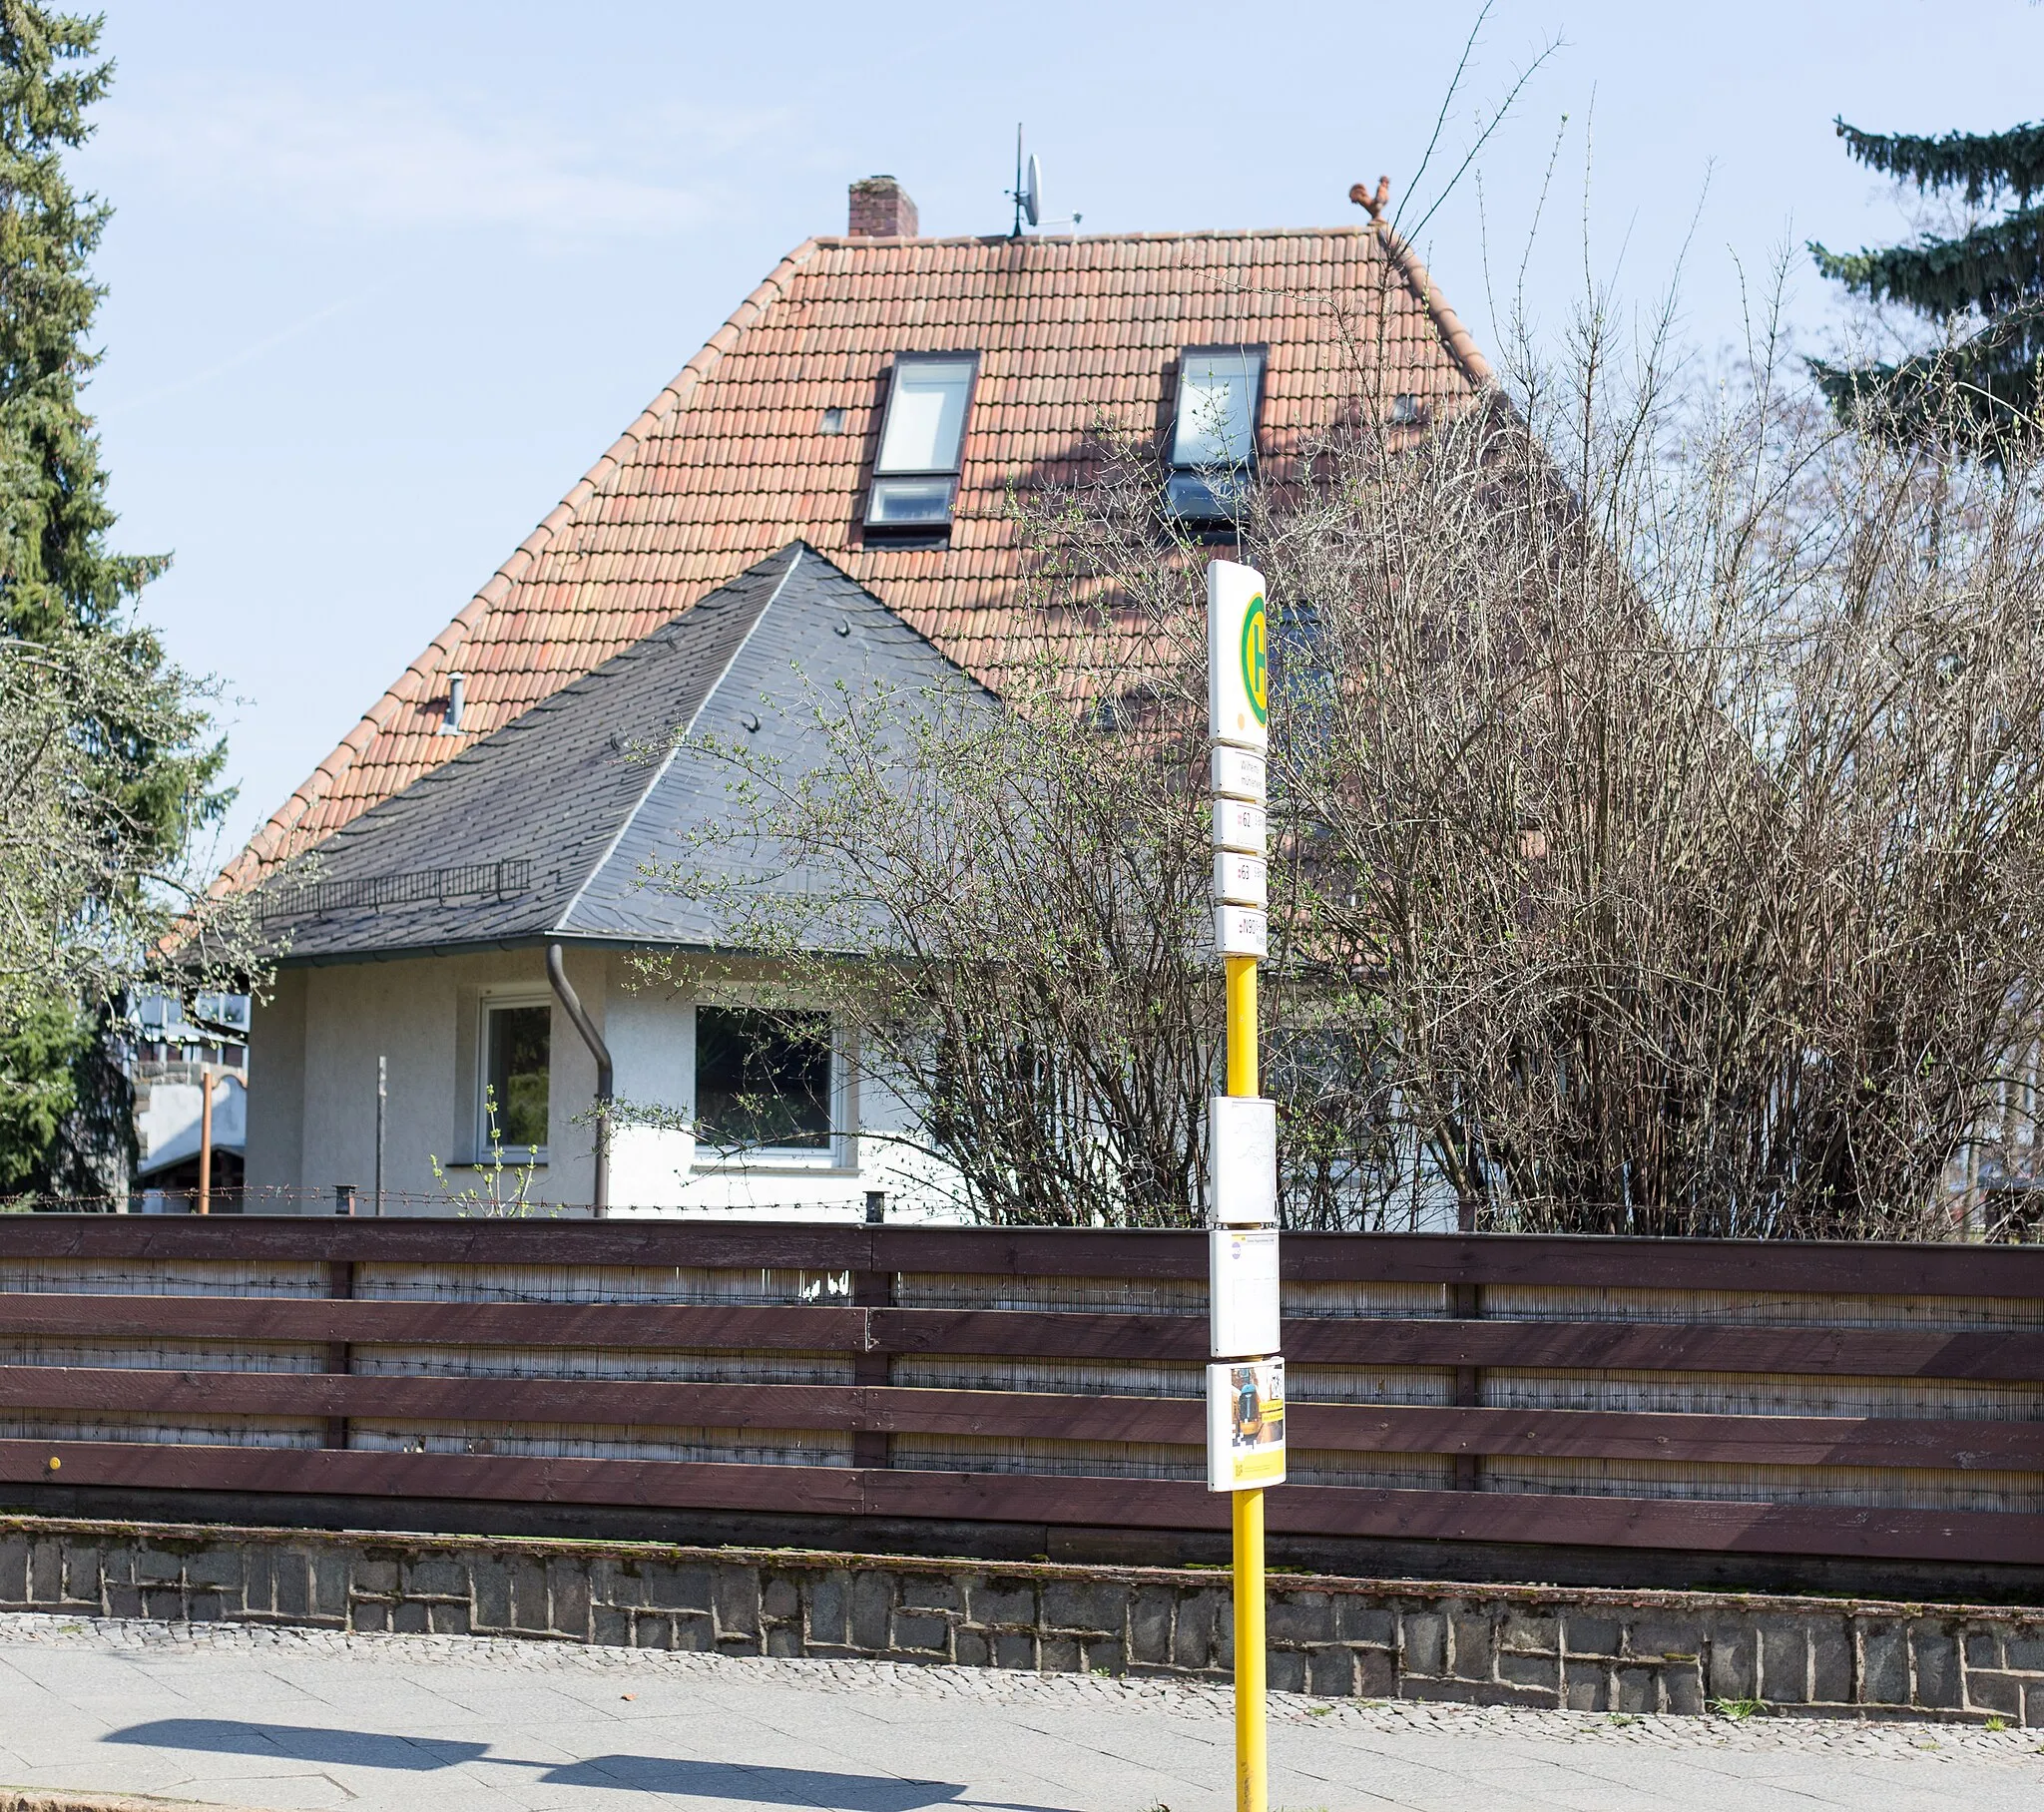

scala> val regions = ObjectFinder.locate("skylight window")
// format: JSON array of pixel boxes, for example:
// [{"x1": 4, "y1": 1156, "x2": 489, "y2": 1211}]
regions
[
  {"x1": 1167, "y1": 345, "x2": 1267, "y2": 523},
  {"x1": 866, "y1": 351, "x2": 978, "y2": 531}
]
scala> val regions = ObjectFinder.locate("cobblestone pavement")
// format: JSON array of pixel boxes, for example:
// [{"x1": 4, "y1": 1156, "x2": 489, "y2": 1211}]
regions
[{"x1": 0, "y1": 1612, "x2": 2040, "y2": 1811}]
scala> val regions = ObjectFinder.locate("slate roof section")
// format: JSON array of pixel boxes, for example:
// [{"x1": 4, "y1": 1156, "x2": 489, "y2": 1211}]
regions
[
  {"x1": 226, "y1": 219, "x2": 1491, "y2": 886},
  {"x1": 255, "y1": 544, "x2": 985, "y2": 961}
]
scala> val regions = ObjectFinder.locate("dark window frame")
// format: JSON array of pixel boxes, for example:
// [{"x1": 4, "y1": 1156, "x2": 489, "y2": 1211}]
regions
[
  {"x1": 1165, "y1": 342, "x2": 1270, "y2": 525},
  {"x1": 863, "y1": 349, "x2": 982, "y2": 536},
  {"x1": 694, "y1": 1003, "x2": 837, "y2": 1156},
  {"x1": 480, "y1": 999, "x2": 551, "y2": 1158}
]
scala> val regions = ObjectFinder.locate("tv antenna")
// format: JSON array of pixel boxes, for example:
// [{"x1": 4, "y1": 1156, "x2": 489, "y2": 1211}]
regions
[{"x1": 1008, "y1": 125, "x2": 1081, "y2": 238}]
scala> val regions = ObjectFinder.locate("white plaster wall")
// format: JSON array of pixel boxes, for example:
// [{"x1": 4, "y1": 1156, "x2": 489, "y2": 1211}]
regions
[
  {"x1": 270, "y1": 948, "x2": 604, "y2": 1212},
  {"x1": 251, "y1": 946, "x2": 964, "y2": 1219},
  {"x1": 607, "y1": 975, "x2": 698, "y2": 1210},
  {"x1": 301, "y1": 954, "x2": 461, "y2": 1208}
]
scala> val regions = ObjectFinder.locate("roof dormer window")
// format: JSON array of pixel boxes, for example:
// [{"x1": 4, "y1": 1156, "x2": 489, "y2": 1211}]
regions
[
  {"x1": 866, "y1": 351, "x2": 978, "y2": 532},
  {"x1": 1166, "y1": 344, "x2": 1267, "y2": 523}
]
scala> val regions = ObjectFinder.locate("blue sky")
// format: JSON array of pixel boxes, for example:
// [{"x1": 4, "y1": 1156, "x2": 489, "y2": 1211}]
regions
[{"x1": 73, "y1": 0, "x2": 2044, "y2": 861}]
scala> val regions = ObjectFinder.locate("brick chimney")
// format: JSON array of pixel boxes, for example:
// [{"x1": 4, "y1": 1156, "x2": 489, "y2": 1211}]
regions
[{"x1": 848, "y1": 176, "x2": 917, "y2": 238}]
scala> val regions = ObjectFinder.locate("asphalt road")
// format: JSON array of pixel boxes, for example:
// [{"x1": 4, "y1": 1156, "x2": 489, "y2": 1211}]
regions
[{"x1": 0, "y1": 1613, "x2": 2040, "y2": 1812}]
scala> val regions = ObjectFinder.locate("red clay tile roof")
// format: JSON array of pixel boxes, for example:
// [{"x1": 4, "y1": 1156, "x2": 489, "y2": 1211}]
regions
[{"x1": 223, "y1": 220, "x2": 1489, "y2": 887}]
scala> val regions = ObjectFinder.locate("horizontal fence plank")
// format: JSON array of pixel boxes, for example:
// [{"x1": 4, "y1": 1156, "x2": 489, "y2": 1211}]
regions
[
  {"x1": 1286, "y1": 1403, "x2": 2044, "y2": 1471},
  {"x1": 9, "y1": 1295, "x2": 2044, "y2": 1383},
  {"x1": 871, "y1": 1308, "x2": 1209, "y2": 1362},
  {"x1": 0, "y1": 1296, "x2": 869, "y2": 1350},
  {"x1": 5, "y1": 1216, "x2": 2044, "y2": 1298},
  {"x1": 0, "y1": 1368, "x2": 1198, "y2": 1443},
  {"x1": 1255, "y1": 1479, "x2": 2044, "y2": 1564},
  {"x1": 1280, "y1": 1234, "x2": 2044, "y2": 1296},
  {"x1": 4, "y1": 1439, "x2": 2042, "y2": 1564},
  {"x1": 0, "y1": 1218, "x2": 1195, "y2": 1276},
  {"x1": 5, "y1": 1367, "x2": 2043, "y2": 1472},
  {"x1": 1281, "y1": 1318, "x2": 2044, "y2": 1379},
  {"x1": 0, "y1": 1439, "x2": 869, "y2": 1517}
]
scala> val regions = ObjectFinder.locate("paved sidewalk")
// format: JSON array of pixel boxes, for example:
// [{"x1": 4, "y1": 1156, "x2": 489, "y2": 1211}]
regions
[{"x1": 0, "y1": 1614, "x2": 2040, "y2": 1812}]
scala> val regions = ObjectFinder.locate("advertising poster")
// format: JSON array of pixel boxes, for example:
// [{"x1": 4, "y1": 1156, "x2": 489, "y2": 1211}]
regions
[{"x1": 1206, "y1": 1356, "x2": 1286, "y2": 1492}]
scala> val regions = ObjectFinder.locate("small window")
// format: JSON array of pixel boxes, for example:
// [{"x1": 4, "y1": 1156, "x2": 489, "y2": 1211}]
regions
[
  {"x1": 696, "y1": 1006, "x2": 833, "y2": 1152},
  {"x1": 197, "y1": 992, "x2": 252, "y2": 1034},
  {"x1": 866, "y1": 352, "x2": 978, "y2": 530},
  {"x1": 819, "y1": 406, "x2": 846, "y2": 434},
  {"x1": 482, "y1": 1003, "x2": 550, "y2": 1154},
  {"x1": 1167, "y1": 344, "x2": 1267, "y2": 523}
]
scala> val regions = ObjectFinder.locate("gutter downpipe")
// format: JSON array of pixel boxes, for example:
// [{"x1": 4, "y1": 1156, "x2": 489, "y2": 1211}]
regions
[{"x1": 546, "y1": 941, "x2": 612, "y2": 1218}]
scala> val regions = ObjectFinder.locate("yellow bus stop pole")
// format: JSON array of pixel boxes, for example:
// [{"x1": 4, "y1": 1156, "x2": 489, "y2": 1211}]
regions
[{"x1": 1225, "y1": 951, "x2": 1267, "y2": 1812}]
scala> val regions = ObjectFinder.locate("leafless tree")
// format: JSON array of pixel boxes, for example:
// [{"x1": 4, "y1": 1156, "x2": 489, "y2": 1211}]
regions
[
  {"x1": 1266, "y1": 325, "x2": 2044, "y2": 1236},
  {"x1": 640, "y1": 651, "x2": 1219, "y2": 1225},
  {"x1": 654, "y1": 248, "x2": 2044, "y2": 1238}
]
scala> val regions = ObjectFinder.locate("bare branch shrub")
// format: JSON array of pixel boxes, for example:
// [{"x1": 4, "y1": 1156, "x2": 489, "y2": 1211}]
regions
[
  {"x1": 653, "y1": 248, "x2": 2044, "y2": 1238},
  {"x1": 638, "y1": 646, "x2": 1218, "y2": 1226},
  {"x1": 1245, "y1": 279, "x2": 2044, "y2": 1236}
]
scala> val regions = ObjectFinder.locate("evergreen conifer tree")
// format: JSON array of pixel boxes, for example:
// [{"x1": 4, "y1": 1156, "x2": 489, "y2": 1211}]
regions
[
  {"x1": 1809, "y1": 118, "x2": 2044, "y2": 445},
  {"x1": 0, "y1": 3, "x2": 225, "y2": 1195}
]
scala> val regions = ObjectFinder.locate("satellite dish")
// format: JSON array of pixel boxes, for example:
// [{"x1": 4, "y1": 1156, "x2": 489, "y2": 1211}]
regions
[{"x1": 1023, "y1": 153, "x2": 1042, "y2": 227}]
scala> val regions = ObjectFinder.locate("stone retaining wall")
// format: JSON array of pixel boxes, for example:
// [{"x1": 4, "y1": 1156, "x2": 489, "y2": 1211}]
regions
[{"x1": 2, "y1": 1515, "x2": 2039, "y2": 1724}]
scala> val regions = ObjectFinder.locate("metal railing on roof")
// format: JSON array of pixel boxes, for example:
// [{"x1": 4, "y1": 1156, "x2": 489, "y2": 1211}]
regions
[{"x1": 259, "y1": 858, "x2": 533, "y2": 923}]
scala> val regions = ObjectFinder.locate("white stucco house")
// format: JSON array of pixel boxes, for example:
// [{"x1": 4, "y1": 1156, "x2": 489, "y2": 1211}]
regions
[
  {"x1": 248, "y1": 545, "x2": 973, "y2": 1217},
  {"x1": 223, "y1": 176, "x2": 1491, "y2": 1217}
]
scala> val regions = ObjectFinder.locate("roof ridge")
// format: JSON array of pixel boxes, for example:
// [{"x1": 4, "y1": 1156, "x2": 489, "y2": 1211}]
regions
[
  {"x1": 810, "y1": 225, "x2": 1387, "y2": 247},
  {"x1": 218, "y1": 238, "x2": 828, "y2": 892},
  {"x1": 1373, "y1": 222, "x2": 1494, "y2": 389},
  {"x1": 805, "y1": 220, "x2": 1493, "y2": 388},
  {"x1": 551, "y1": 545, "x2": 807, "y2": 936}
]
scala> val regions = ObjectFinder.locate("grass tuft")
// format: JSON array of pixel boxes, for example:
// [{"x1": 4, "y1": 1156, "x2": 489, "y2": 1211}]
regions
[{"x1": 1708, "y1": 1697, "x2": 1766, "y2": 1721}]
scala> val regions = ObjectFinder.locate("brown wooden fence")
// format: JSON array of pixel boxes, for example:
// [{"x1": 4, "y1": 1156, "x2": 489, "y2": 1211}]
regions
[{"x1": 2, "y1": 1216, "x2": 2043, "y2": 1566}]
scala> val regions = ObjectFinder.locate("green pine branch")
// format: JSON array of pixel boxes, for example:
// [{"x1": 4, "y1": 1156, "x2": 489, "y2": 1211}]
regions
[
  {"x1": 1809, "y1": 299, "x2": 2044, "y2": 454},
  {"x1": 1810, "y1": 207, "x2": 2044, "y2": 319},
  {"x1": 0, "y1": 4, "x2": 238, "y2": 1196},
  {"x1": 1836, "y1": 117, "x2": 2044, "y2": 207}
]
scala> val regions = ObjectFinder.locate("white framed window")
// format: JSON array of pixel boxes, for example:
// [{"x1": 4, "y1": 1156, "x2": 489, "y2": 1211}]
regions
[
  {"x1": 866, "y1": 351, "x2": 979, "y2": 531},
  {"x1": 1167, "y1": 344, "x2": 1267, "y2": 523},
  {"x1": 694, "y1": 1004, "x2": 836, "y2": 1158},
  {"x1": 478, "y1": 996, "x2": 551, "y2": 1159}
]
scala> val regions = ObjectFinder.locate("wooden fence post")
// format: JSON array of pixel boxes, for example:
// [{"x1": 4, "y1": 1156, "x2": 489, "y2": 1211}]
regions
[
  {"x1": 1452, "y1": 1279, "x2": 1483, "y2": 1490},
  {"x1": 323, "y1": 1257, "x2": 354, "y2": 1450},
  {"x1": 851, "y1": 1222, "x2": 890, "y2": 1470}
]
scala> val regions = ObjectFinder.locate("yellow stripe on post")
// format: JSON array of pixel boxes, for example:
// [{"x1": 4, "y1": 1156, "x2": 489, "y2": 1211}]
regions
[
  {"x1": 1225, "y1": 948, "x2": 1266, "y2": 1812},
  {"x1": 1212, "y1": 558, "x2": 1272, "y2": 1812},
  {"x1": 1233, "y1": 1482, "x2": 1268, "y2": 1812},
  {"x1": 1225, "y1": 954, "x2": 1259, "y2": 1098}
]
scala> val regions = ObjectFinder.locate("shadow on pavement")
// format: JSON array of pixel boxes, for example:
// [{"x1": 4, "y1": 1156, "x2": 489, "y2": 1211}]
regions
[
  {"x1": 106, "y1": 1718, "x2": 488, "y2": 1771},
  {"x1": 105, "y1": 1719, "x2": 1070, "y2": 1811},
  {"x1": 544, "y1": 1754, "x2": 975, "y2": 1807}
]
